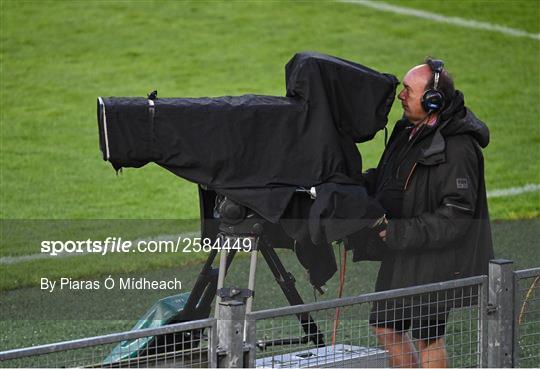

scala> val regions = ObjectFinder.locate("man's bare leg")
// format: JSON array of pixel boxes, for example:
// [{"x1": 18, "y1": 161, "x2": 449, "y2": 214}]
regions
[
  {"x1": 373, "y1": 327, "x2": 418, "y2": 368},
  {"x1": 416, "y1": 337, "x2": 447, "y2": 368}
]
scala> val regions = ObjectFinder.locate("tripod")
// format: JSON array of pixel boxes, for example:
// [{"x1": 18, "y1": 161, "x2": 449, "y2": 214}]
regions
[{"x1": 170, "y1": 195, "x2": 325, "y2": 348}]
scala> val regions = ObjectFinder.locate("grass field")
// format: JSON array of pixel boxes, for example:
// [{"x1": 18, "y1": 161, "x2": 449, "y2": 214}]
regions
[
  {"x1": 1, "y1": 0, "x2": 538, "y2": 221},
  {"x1": 0, "y1": 0, "x2": 539, "y2": 294},
  {"x1": 0, "y1": 0, "x2": 539, "y2": 358}
]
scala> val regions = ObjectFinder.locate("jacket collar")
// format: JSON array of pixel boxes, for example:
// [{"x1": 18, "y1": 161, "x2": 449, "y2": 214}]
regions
[
  {"x1": 418, "y1": 128, "x2": 447, "y2": 166},
  {"x1": 391, "y1": 117, "x2": 447, "y2": 166},
  {"x1": 417, "y1": 90, "x2": 467, "y2": 166}
]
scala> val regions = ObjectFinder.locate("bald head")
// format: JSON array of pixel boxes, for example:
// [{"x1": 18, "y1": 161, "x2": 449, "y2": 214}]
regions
[
  {"x1": 403, "y1": 64, "x2": 433, "y2": 93},
  {"x1": 398, "y1": 64, "x2": 435, "y2": 124}
]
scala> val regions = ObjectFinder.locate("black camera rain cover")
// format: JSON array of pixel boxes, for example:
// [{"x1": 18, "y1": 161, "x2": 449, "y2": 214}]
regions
[
  {"x1": 97, "y1": 52, "x2": 397, "y2": 219},
  {"x1": 97, "y1": 52, "x2": 398, "y2": 287}
]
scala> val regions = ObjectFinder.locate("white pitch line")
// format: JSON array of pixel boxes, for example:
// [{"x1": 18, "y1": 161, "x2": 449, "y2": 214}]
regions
[
  {"x1": 338, "y1": 0, "x2": 540, "y2": 41},
  {"x1": 487, "y1": 183, "x2": 540, "y2": 198}
]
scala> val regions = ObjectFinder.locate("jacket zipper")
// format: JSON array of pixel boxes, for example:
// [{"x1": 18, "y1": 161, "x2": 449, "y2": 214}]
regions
[
  {"x1": 403, "y1": 163, "x2": 417, "y2": 191},
  {"x1": 445, "y1": 203, "x2": 472, "y2": 212}
]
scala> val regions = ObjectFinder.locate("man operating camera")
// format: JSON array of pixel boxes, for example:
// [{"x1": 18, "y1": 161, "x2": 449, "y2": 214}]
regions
[{"x1": 363, "y1": 58, "x2": 494, "y2": 368}]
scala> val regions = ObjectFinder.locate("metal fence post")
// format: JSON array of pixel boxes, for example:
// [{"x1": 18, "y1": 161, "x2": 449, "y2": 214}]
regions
[
  {"x1": 209, "y1": 318, "x2": 218, "y2": 368},
  {"x1": 217, "y1": 300, "x2": 245, "y2": 368},
  {"x1": 512, "y1": 270, "x2": 520, "y2": 368},
  {"x1": 245, "y1": 314, "x2": 257, "y2": 368},
  {"x1": 487, "y1": 259, "x2": 514, "y2": 367},
  {"x1": 479, "y1": 275, "x2": 489, "y2": 368}
]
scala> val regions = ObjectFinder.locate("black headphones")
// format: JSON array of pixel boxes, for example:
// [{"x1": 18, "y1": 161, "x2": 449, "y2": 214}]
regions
[{"x1": 421, "y1": 59, "x2": 445, "y2": 113}]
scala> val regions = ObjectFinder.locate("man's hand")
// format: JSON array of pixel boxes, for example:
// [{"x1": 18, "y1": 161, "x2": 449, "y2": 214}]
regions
[
  {"x1": 371, "y1": 214, "x2": 388, "y2": 242},
  {"x1": 378, "y1": 218, "x2": 388, "y2": 242}
]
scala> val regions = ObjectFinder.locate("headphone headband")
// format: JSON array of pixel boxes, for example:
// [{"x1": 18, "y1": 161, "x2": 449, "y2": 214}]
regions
[
  {"x1": 421, "y1": 59, "x2": 445, "y2": 113},
  {"x1": 427, "y1": 59, "x2": 444, "y2": 91}
]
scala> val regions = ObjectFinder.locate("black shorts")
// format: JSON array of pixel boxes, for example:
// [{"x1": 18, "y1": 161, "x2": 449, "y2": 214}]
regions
[{"x1": 369, "y1": 301, "x2": 450, "y2": 343}]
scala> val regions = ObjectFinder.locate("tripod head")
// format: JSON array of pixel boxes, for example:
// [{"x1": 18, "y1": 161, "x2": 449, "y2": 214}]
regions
[{"x1": 215, "y1": 196, "x2": 265, "y2": 236}]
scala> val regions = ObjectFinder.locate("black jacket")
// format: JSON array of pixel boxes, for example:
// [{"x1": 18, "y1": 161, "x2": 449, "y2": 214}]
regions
[{"x1": 365, "y1": 91, "x2": 494, "y2": 291}]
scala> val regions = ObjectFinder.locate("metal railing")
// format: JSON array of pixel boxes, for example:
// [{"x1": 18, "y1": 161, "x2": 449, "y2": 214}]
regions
[
  {"x1": 0, "y1": 318, "x2": 217, "y2": 368},
  {"x1": 246, "y1": 276, "x2": 487, "y2": 368},
  {"x1": 1, "y1": 261, "x2": 539, "y2": 368},
  {"x1": 514, "y1": 267, "x2": 540, "y2": 367}
]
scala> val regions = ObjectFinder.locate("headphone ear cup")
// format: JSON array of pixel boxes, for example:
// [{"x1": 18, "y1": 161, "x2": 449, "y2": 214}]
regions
[{"x1": 421, "y1": 90, "x2": 444, "y2": 112}]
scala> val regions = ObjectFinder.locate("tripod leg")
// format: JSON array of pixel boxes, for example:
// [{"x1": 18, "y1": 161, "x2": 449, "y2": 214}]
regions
[
  {"x1": 172, "y1": 248, "x2": 237, "y2": 322},
  {"x1": 183, "y1": 249, "x2": 218, "y2": 313},
  {"x1": 199, "y1": 249, "x2": 236, "y2": 315},
  {"x1": 246, "y1": 238, "x2": 258, "y2": 314},
  {"x1": 259, "y1": 241, "x2": 325, "y2": 346},
  {"x1": 214, "y1": 248, "x2": 229, "y2": 318},
  {"x1": 215, "y1": 241, "x2": 240, "y2": 318}
]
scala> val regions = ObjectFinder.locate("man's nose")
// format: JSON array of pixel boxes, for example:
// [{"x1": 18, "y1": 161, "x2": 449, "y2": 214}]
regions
[{"x1": 398, "y1": 90, "x2": 405, "y2": 100}]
